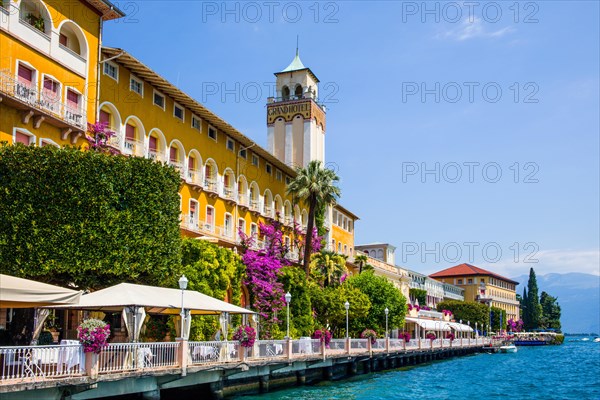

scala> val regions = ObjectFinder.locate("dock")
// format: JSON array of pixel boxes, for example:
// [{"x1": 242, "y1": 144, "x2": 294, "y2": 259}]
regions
[{"x1": 0, "y1": 337, "x2": 494, "y2": 399}]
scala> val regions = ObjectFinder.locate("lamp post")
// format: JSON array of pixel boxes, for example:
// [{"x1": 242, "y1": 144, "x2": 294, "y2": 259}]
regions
[
  {"x1": 285, "y1": 292, "x2": 292, "y2": 339},
  {"x1": 384, "y1": 308, "x2": 389, "y2": 338},
  {"x1": 344, "y1": 301, "x2": 350, "y2": 339},
  {"x1": 179, "y1": 275, "x2": 188, "y2": 339},
  {"x1": 475, "y1": 322, "x2": 478, "y2": 338}
]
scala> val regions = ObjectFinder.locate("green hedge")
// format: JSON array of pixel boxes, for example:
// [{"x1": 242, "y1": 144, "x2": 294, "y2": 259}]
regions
[{"x1": 0, "y1": 144, "x2": 182, "y2": 289}]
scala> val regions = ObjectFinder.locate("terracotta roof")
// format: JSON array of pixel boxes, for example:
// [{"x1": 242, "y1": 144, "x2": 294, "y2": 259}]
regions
[
  {"x1": 429, "y1": 263, "x2": 519, "y2": 285},
  {"x1": 85, "y1": 0, "x2": 125, "y2": 20}
]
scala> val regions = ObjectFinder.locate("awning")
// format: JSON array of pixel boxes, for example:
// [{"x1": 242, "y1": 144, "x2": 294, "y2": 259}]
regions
[
  {"x1": 0, "y1": 274, "x2": 82, "y2": 308},
  {"x1": 52, "y1": 282, "x2": 254, "y2": 315},
  {"x1": 446, "y1": 322, "x2": 474, "y2": 332},
  {"x1": 405, "y1": 317, "x2": 451, "y2": 331}
]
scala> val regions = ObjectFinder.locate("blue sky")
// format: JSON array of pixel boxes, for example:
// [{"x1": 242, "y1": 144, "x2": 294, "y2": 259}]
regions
[{"x1": 103, "y1": 1, "x2": 599, "y2": 278}]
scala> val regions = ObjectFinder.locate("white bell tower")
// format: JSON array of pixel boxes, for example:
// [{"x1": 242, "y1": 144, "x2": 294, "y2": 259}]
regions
[{"x1": 267, "y1": 50, "x2": 326, "y2": 168}]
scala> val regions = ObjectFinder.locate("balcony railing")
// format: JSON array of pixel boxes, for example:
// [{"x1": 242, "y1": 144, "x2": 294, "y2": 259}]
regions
[
  {"x1": 147, "y1": 150, "x2": 166, "y2": 162},
  {"x1": 222, "y1": 187, "x2": 236, "y2": 201},
  {"x1": 187, "y1": 169, "x2": 203, "y2": 186},
  {"x1": 169, "y1": 160, "x2": 185, "y2": 178},
  {"x1": 0, "y1": 69, "x2": 87, "y2": 130},
  {"x1": 204, "y1": 179, "x2": 217, "y2": 193},
  {"x1": 250, "y1": 199, "x2": 260, "y2": 212}
]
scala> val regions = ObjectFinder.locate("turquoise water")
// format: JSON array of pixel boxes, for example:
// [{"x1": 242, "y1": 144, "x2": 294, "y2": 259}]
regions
[{"x1": 237, "y1": 338, "x2": 600, "y2": 400}]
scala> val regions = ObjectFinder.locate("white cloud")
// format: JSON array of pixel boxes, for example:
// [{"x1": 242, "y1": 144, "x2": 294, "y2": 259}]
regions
[
  {"x1": 491, "y1": 249, "x2": 600, "y2": 278},
  {"x1": 437, "y1": 18, "x2": 515, "y2": 41}
]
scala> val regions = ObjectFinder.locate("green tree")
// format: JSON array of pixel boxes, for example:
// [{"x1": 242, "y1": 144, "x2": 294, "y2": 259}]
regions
[
  {"x1": 409, "y1": 288, "x2": 427, "y2": 306},
  {"x1": 279, "y1": 266, "x2": 314, "y2": 337},
  {"x1": 179, "y1": 239, "x2": 245, "y2": 340},
  {"x1": 310, "y1": 250, "x2": 347, "y2": 287},
  {"x1": 286, "y1": 160, "x2": 341, "y2": 277},
  {"x1": 490, "y1": 306, "x2": 507, "y2": 331},
  {"x1": 436, "y1": 301, "x2": 490, "y2": 330},
  {"x1": 309, "y1": 284, "x2": 370, "y2": 338},
  {"x1": 354, "y1": 253, "x2": 373, "y2": 274},
  {"x1": 539, "y1": 291, "x2": 561, "y2": 331},
  {"x1": 526, "y1": 268, "x2": 542, "y2": 330},
  {"x1": 521, "y1": 286, "x2": 528, "y2": 328},
  {"x1": 0, "y1": 144, "x2": 181, "y2": 290},
  {"x1": 346, "y1": 271, "x2": 407, "y2": 335}
]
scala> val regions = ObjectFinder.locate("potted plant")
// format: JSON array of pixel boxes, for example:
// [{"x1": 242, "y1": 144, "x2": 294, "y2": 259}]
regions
[
  {"x1": 77, "y1": 319, "x2": 110, "y2": 354},
  {"x1": 26, "y1": 13, "x2": 45, "y2": 32},
  {"x1": 361, "y1": 329, "x2": 377, "y2": 345},
  {"x1": 233, "y1": 325, "x2": 256, "y2": 348},
  {"x1": 399, "y1": 331, "x2": 411, "y2": 342},
  {"x1": 426, "y1": 332, "x2": 436, "y2": 341}
]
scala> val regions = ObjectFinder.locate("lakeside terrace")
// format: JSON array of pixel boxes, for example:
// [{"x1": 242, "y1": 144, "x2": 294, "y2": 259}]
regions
[{"x1": 0, "y1": 336, "x2": 494, "y2": 399}]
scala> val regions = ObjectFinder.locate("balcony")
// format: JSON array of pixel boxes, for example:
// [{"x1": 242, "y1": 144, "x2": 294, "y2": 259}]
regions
[
  {"x1": 123, "y1": 138, "x2": 144, "y2": 157},
  {"x1": 186, "y1": 169, "x2": 203, "y2": 190},
  {"x1": 204, "y1": 179, "x2": 218, "y2": 197},
  {"x1": 249, "y1": 199, "x2": 260, "y2": 214},
  {"x1": 0, "y1": 69, "x2": 87, "y2": 140},
  {"x1": 169, "y1": 160, "x2": 186, "y2": 179},
  {"x1": 263, "y1": 206, "x2": 273, "y2": 218},
  {"x1": 222, "y1": 187, "x2": 237, "y2": 204},
  {"x1": 147, "y1": 150, "x2": 166, "y2": 162}
]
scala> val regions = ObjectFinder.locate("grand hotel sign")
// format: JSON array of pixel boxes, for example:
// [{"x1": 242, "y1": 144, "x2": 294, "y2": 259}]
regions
[{"x1": 266, "y1": 100, "x2": 325, "y2": 129}]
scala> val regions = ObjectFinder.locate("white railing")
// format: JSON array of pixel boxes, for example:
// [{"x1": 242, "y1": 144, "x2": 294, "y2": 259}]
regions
[
  {"x1": 98, "y1": 342, "x2": 178, "y2": 374},
  {"x1": 189, "y1": 341, "x2": 239, "y2": 364},
  {"x1": 291, "y1": 338, "x2": 320, "y2": 356},
  {"x1": 187, "y1": 169, "x2": 203, "y2": 186},
  {"x1": 253, "y1": 340, "x2": 287, "y2": 360},
  {"x1": 222, "y1": 187, "x2": 236, "y2": 201},
  {"x1": 0, "y1": 344, "x2": 84, "y2": 381},
  {"x1": 0, "y1": 69, "x2": 87, "y2": 130},
  {"x1": 389, "y1": 339, "x2": 405, "y2": 350},
  {"x1": 373, "y1": 339, "x2": 387, "y2": 351},
  {"x1": 169, "y1": 161, "x2": 185, "y2": 178},
  {"x1": 204, "y1": 179, "x2": 217, "y2": 193},
  {"x1": 148, "y1": 150, "x2": 166, "y2": 162},
  {"x1": 406, "y1": 339, "x2": 420, "y2": 349},
  {"x1": 350, "y1": 339, "x2": 368, "y2": 352},
  {"x1": 328, "y1": 339, "x2": 347, "y2": 354},
  {"x1": 250, "y1": 199, "x2": 260, "y2": 212}
]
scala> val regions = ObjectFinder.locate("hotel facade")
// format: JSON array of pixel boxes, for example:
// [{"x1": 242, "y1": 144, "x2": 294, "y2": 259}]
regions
[
  {"x1": 1, "y1": 0, "x2": 358, "y2": 269},
  {"x1": 430, "y1": 263, "x2": 520, "y2": 322}
]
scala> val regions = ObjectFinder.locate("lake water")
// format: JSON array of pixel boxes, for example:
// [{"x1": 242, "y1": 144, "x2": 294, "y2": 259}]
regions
[{"x1": 236, "y1": 337, "x2": 600, "y2": 400}]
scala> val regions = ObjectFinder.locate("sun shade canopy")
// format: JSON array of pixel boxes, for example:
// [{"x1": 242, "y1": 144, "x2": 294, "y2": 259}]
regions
[
  {"x1": 0, "y1": 274, "x2": 82, "y2": 308},
  {"x1": 52, "y1": 283, "x2": 254, "y2": 315}
]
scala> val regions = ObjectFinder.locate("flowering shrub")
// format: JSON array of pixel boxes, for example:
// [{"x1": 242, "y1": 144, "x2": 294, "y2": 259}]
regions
[
  {"x1": 407, "y1": 304, "x2": 420, "y2": 312},
  {"x1": 233, "y1": 325, "x2": 256, "y2": 348},
  {"x1": 361, "y1": 329, "x2": 377, "y2": 344},
  {"x1": 442, "y1": 309, "x2": 453, "y2": 317},
  {"x1": 426, "y1": 332, "x2": 436, "y2": 341},
  {"x1": 86, "y1": 121, "x2": 118, "y2": 154},
  {"x1": 446, "y1": 332, "x2": 455, "y2": 341},
  {"x1": 399, "y1": 331, "x2": 411, "y2": 342},
  {"x1": 77, "y1": 319, "x2": 110, "y2": 354},
  {"x1": 507, "y1": 318, "x2": 524, "y2": 332},
  {"x1": 312, "y1": 329, "x2": 332, "y2": 348}
]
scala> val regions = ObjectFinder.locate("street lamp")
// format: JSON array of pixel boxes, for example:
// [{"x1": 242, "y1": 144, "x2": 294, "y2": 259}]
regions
[
  {"x1": 344, "y1": 301, "x2": 350, "y2": 339},
  {"x1": 384, "y1": 308, "x2": 389, "y2": 338},
  {"x1": 285, "y1": 292, "x2": 292, "y2": 339},
  {"x1": 178, "y1": 275, "x2": 188, "y2": 339}
]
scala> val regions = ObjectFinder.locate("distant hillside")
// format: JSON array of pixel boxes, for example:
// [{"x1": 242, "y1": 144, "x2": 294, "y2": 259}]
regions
[{"x1": 513, "y1": 273, "x2": 600, "y2": 334}]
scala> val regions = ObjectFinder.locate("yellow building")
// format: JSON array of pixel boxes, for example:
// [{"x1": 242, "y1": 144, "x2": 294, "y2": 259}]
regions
[
  {"x1": 0, "y1": 0, "x2": 123, "y2": 146},
  {"x1": 1, "y1": 1, "x2": 357, "y2": 274},
  {"x1": 430, "y1": 263, "x2": 519, "y2": 321}
]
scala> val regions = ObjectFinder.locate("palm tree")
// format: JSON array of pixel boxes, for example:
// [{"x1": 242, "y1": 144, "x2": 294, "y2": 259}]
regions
[
  {"x1": 310, "y1": 250, "x2": 347, "y2": 287},
  {"x1": 354, "y1": 254, "x2": 368, "y2": 274},
  {"x1": 286, "y1": 160, "x2": 341, "y2": 277}
]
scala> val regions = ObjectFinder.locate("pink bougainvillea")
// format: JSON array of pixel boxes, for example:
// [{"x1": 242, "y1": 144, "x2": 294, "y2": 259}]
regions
[
  {"x1": 86, "y1": 121, "x2": 118, "y2": 155},
  {"x1": 233, "y1": 325, "x2": 256, "y2": 348},
  {"x1": 77, "y1": 319, "x2": 110, "y2": 354}
]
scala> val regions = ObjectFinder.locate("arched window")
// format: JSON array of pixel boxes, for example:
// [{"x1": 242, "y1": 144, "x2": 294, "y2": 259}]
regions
[
  {"x1": 294, "y1": 84, "x2": 303, "y2": 99},
  {"x1": 187, "y1": 150, "x2": 202, "y2": 185},
  {"x1": 284, "y1": 201, "x2": 292, "y2": 224},
  {"x1": 237, "y1": 176, "x2": 248, "y2": 205},
  {"x1": 223, "y1": 169, "x2": 235, "y2": 199},
  {"x1": 123, "y1": 116, "x2": 144, "y2": 156},
  {"x1": 282, "y1": 86, "x2": 290, "y2": 101},
  {"x1": 204, "y1": 159, "x2": 218, "y2": 191},
  {"x1": 20, "y1": 0, "x2": 51, "y2": 35},
  {"x1": 147, "y1": 129, "x2": 166, "y2": 161},
  {"x1": 58, "y1": 21, "x2": 88, "y2": 59},
  {"x1": 249, "y1": 182, "x2": 260, "y2": 210},
  {"x1": 274, "y1": 196, "x2": 283, "y2": 219},
  {"x1": 263, "y1": 190, "x2": 273, "y2": 217}
]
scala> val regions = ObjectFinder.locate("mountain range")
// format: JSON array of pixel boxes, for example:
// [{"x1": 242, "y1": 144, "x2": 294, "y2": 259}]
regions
[{"x1": 512, "y1": 272, "x2": 599, "y2": 334}]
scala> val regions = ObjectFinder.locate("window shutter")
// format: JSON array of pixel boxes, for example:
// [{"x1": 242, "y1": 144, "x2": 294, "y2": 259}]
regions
[
  {"x1": 149, "y1": 136, "x2": 157, "y2": 151},
  {"x1": 67, "y1": 90, "x2": 79, "y2": 107},
  {"x1": 170, "y1": 146, "x2": 177, "y2": 162},
  {"x1": 18, "y1": 64, "x2": 33, "y2": 83},
  {"x1": 59, "y1": 33, "x2": 68, "y2": 46},
  {"x1": 125, "y1": 124, "x2": 135, "y2": 140},
  {"x1": 99, "y1": 110, "x2": 110, "y2": 124},
  {"x1": 188, "y1": 157, "x2": 195, "y2": 170},
  {"x1": 15, "y1": 131, "x2": 30, "y2": 144}
]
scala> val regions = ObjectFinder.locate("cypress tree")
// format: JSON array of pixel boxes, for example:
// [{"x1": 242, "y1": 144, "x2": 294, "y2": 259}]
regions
[
  {"x1": 521, "y1": 286, "x2": 528, "y2": 327},
  {"x1": 526, "y1": 268, "x2": 542, "y2": 330}
]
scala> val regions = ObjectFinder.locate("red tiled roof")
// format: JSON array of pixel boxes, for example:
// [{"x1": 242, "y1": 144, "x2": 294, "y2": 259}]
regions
[{"x1": 429, "y1": 263, "x2": 519, "y2": 285}]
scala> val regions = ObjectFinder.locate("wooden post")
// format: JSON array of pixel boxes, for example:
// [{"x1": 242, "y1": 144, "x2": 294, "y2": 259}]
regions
[
  {"x1": 385, "y1": 337, "x2": 390, "y2": 353},
  {"x1": 346, "y1": 337, "x2": 351, "y2": 355}
]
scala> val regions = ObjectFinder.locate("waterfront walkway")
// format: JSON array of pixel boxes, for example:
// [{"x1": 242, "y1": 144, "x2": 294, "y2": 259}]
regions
[{"x1": 0, "y1": 337, "x2": 493, "y2": 399}]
